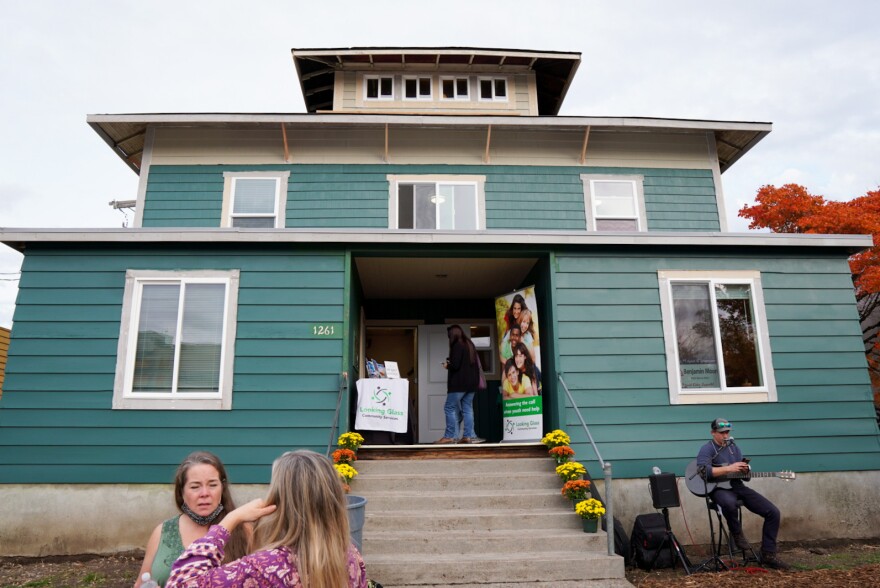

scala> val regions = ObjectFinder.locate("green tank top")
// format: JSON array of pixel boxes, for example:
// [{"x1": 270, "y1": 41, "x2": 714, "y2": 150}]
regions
[{"x1": 151, "y1": 517, "x2": 184, "y2": 587}]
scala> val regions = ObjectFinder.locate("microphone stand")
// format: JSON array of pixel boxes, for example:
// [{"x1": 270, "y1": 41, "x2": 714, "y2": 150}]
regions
[{"x1": 689, "y1": 453, "x2": 730, "y2": 573}]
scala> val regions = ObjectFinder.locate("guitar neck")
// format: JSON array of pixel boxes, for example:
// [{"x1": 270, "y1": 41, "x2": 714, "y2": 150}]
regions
[{"x1": 726, "y1": 471, "x2": 782, "y2": 479}]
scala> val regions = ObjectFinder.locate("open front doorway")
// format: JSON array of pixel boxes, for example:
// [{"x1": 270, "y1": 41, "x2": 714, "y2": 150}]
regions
[{"x1": 353, "y1": 255, "x2": 546, "y2": 444}]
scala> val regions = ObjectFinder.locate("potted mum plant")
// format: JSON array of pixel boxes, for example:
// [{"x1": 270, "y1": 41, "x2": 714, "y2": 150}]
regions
[
  {"x1": 555, "y1": 461, "x2": 586, "y2": 482},
  {"x1": 548, "y1": 445, "x2": 574, "y2": 464},
  {"x1": 541, "y1": 429, "x2": 571, "y2": 448},
  {"x1": 561, "y1": 479, "x2": 591, "y2": 508},
  {"x1": 575, "y1": 498, "x2": 605, "y2": 533}
]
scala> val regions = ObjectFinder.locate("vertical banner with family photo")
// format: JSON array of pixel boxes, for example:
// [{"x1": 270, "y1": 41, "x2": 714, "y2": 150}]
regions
[{"x1": 495, "y1": 286, "x2": 543, "y2": 441}]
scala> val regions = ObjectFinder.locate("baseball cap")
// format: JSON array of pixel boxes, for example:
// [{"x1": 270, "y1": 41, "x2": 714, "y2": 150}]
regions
[{"x1": 711, "y1": 418, "x2": 731, "y2": 432}]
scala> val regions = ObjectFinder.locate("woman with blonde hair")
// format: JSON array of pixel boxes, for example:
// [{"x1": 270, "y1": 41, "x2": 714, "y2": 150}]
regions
[{"x1": 167, "y1": 450, "x2": 366, "y2": 588}]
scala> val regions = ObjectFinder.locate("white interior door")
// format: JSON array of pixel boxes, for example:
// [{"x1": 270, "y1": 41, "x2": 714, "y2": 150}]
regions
[{"x1": 417, "y1": 325, "x2": 451, "y2": 443}]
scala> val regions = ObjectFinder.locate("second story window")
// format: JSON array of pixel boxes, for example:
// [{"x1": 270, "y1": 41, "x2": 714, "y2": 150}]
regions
[
  {"x1": 388, "y1": 175, "x2": 486, "y2": 231},
  {"x1": 404, "y1": 76, "x2": 432, "y2": 100},
  {"x1": 365, "y1": 75, "x2": 394, "y2": 100},
  {"x1": 441, "y1": 77, "x2": 469, "y2": 100},
  {"x1": 222, "y1": 171, "x2": 289, "y2": 229},
  {"x1": 479, "y1": 77, "x2": 507, "y2": 101},
  {"x1": 581, "y1": 174, "x2": 646, "y2": 231}
]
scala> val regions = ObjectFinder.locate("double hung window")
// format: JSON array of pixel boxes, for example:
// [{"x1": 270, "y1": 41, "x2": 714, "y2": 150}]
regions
[
  {"x1": 581, "y1": 174, "x2": 646, "y2": 231},
  {"x1": 113, "y1": 270, "x2": 239, "y2": 410},
  {"x1": 388, "y1": 176, "x2": 485, "y2": 230},
  {"x1": 658, "y1": 271, "x2": 776, "y2": 404},
  {"x1": 222, "y1": 172, "x2": 288, "y2": 229}
]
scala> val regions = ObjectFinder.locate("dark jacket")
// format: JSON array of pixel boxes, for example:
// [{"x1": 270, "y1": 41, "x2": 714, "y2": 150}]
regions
[{"x1": 447, "y1": 340, "x2": 480, "y2": 392}]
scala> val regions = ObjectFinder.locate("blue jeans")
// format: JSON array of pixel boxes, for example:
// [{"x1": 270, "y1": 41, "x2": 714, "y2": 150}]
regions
[
  {"x1": 712, "y1": 484, "x2": 781, "y2": 553},
  {"x1": 444, "y1": 391, "x2": 475, "y2": 439}
]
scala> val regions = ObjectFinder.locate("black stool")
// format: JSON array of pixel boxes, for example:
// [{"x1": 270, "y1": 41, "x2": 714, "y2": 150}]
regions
[{"x1": 707, "y1": 498, "x2": 759, "y2": 564}]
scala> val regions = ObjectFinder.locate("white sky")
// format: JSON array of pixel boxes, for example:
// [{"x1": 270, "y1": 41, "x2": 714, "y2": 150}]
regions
[{"x1": 1, "y1": 1, "x2": 879, "y2": 328}]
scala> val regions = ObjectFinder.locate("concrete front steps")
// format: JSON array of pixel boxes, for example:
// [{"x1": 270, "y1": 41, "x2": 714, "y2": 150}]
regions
[{"x1": 352, "y1": 448, "x2": 628, "y2": 587}]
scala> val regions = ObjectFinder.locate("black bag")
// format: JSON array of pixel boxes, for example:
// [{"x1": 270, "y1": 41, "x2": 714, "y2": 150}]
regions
[{"x1": 631, "y1": 513, "x2": 672, "y2": 570}]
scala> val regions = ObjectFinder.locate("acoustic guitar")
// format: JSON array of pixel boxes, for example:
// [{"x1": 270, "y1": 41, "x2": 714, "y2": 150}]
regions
[{"x1": 684, "y1": 459, "x2": 796, "y2": 497}]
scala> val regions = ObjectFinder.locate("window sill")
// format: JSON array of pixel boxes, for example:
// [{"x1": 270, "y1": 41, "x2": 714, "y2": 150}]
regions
[
  {"x1": 112, "y1": 397, "x2": 231, "y2": 410},
  {"x1": 673, "y1": 392, "x2": 770, "y2": 405}
]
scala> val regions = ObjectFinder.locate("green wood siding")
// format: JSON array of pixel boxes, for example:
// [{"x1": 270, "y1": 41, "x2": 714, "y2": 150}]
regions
[
  {"x1": 143, "y1": 165, "x2": 719, "y2": 232},
  {"x1": 552, "y1": 250, "x2": 880, "y2": 479},
  {"x1": 0, "y1": 244, "x2": 348, "y2": 484}
]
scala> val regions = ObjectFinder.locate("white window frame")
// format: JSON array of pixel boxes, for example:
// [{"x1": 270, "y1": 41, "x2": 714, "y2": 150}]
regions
[
  {"x1": 221, "y1": 171, "x2": 289, "y2": 229},
  {"x1": 386, "y1": 174, "x2": 486, "y2": 230},
  {"x1": 477, "y1": 76, "x2": 508, "y2": 101},
  {"x1": 581, "y1": 174, "x2": 647, "y2": 232},
  {"x1": 113, "y1": 269, "x2": 240, "y2": 410},
  {"x1": 440, "y1": 76, "x2": 470, "y2": 100},
  {"x1": 364, "y1": 75, "x2": 395, "y2": 101},
  {"x1": 657, "y1": 270, "x2": 777, "y2": 405},
  {"x1": 403, "y1": 75, "x2": 433, "y2": 101}
]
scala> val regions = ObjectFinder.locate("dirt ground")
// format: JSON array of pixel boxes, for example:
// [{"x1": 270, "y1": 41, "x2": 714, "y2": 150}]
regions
[
  {"x1": 626, "y1": 538, "x2": 880, "y2": 587},
  {"x1": 0, "y1": 539, "x2": 879, "y2": 587}
]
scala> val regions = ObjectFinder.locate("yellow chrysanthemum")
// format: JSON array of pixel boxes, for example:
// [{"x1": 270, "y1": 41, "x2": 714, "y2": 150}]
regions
[
  {"x1": 555, "y1": 461, "x2": 586, "y2": 481},
  {"x1": 575, "y1": 498, "x2": 606, "y2": 520},
  {"x1": 541, "y1": 429, "x2": 571, "y2": 448},
  {"x1": 334, "y1": 463, "x2": 359, "y2": 483}
]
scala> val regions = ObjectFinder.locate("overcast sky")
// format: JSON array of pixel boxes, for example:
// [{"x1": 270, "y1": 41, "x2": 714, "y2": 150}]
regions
[{"x1": 1, "y1": 1, "x2": 878, "y2": 328}]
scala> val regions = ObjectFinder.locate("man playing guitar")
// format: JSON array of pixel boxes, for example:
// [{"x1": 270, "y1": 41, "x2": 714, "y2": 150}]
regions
[{"x1": 695, "y1": 418, "x2": 790, "y2": 570}]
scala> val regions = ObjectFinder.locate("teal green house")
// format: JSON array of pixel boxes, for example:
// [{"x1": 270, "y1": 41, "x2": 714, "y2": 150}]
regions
[{"x1": 1, "y1": 47, "x2": 878, "y2": 554}]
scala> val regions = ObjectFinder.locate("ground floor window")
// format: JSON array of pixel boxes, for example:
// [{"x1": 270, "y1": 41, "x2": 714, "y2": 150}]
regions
[
  {"x1": 658, "y1": 270, "x2": 776, "y2": 404},
  {"x1": 113, "y1": 270, "x2": 239, "y2": 410}
]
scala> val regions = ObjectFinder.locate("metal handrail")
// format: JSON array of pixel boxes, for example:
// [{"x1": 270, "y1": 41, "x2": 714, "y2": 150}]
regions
[
  {"x1": 558, "y1": 372, "x2": 615, "y2": 557},
  {"x1": 326, "y1": 371, "x2": 349, "y2": 456}
]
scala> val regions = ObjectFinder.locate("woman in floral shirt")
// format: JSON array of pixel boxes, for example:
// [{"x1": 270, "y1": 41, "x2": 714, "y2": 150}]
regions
[{"x1": 167, "y1": 450, "x2": 367, "y2": 588}]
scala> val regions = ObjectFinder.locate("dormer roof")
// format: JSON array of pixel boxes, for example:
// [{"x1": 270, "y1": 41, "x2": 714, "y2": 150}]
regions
[{"x1": 291, "y1": 46, "x2": 581, "y2": 115}]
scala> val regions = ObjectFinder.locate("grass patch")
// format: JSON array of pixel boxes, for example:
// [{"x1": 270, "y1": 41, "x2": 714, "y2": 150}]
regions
[{"x1": 80, "y1": 572, "x2": 105, "y2": 586}]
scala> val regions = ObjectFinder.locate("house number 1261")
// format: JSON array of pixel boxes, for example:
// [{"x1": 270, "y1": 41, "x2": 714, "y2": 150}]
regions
[{"x1": 313, "y1": 325, "x2": 335, "y2": 336}]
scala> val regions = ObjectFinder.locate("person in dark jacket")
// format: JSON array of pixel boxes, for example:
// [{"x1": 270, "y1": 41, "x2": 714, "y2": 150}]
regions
[{"x1": 435, "y1": 324, "x2": 485, "y2": 444}]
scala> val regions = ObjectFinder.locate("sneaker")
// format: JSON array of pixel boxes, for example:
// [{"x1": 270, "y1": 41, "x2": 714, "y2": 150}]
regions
[
  {"x1": 433, "y1": 437, "x2": 457, "y2": 444},
  {"x1": 459, "y1": 436, "x2": 487, "y2": 444},
  {"x1": 761, "y1": 551, "x2": 792, "y2": 570},
  {"x1": 732, "y1": 531, "x2": 751, "y2": 551}
]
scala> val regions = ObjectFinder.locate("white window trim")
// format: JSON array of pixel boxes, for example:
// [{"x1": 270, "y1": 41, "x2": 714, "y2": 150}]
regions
[
  {"x1": 581, "y1": 174, "x2": 647, "y2": 232},
  {"x1": 364, "y1": 74, "x2": 395, "y2": 101},
  {"x1": 477, "y1": 76, "x2": 508, "y2": 101},
  {"x1": 113, "y1": 269, "x2": 240, "y2": 410},
  {"x1": 403, "y1": 75, "x2": 433, "y2": 101},
  {"x1": 221, "y1": 171, "x2": 289, "y2": 229},
  {"x1": 386, "y1": 174, "x2": 486, "y2": 230},
  {"x1": 440, "y1": 76, "x2": 470, "y2": 100},
  {"x1": 657, "y1": 270, "x2": 777, "y2": 405}
]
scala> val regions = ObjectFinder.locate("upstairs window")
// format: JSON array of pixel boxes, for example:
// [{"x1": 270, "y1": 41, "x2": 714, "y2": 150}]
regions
[
  {"x1": 404, "y1": 76, "x2": 432, "y2": 100},
  {"x1": 478, "y1": 77, "x2": 508, "y2": 101},
  {"x1": 114, "y1": 270, "x2": 240, "y2": 410},
  {"x1": 658, "y1": 270, "x2": 776, "y2": 405},
  {"x1": 387, "y1": 175, "x2": 486, "y2": 230},
  {"x1": 365, "y1": 75, "x2": 394, "y2": 100},
  {"x1": 222, "y1": 171, "x2": 288, "y2": 229},
  {"x1": 441, "y1": 77, "x2": 470, "y2": 100},
  {"x1": 581, "y1": 174, "x2": 647, "y2": 231}
]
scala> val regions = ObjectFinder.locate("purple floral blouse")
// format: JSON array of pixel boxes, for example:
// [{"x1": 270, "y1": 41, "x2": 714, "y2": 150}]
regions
[{"x1": 166, "y1": 526, "x2": 367, "y2": 588}]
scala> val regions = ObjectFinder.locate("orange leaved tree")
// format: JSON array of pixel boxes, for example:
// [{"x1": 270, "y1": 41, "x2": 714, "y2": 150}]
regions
[{"x1": 739, "y1": 184, "x2": 880, "y2": 398}]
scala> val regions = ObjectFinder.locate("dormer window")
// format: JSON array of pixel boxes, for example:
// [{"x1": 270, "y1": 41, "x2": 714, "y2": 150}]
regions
[
  {"x1": 404, "y1": 76, "x2": 432, "y2": 100},
  {"x1": 365, "y1": 76, "x2": 394, "y2": 100},
  {"x1": 441, "y1": 77, "x2": 470, "y2": 100},
  {"x1": 479, "y1": 77, "x2": 508, "y2": 101}
]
